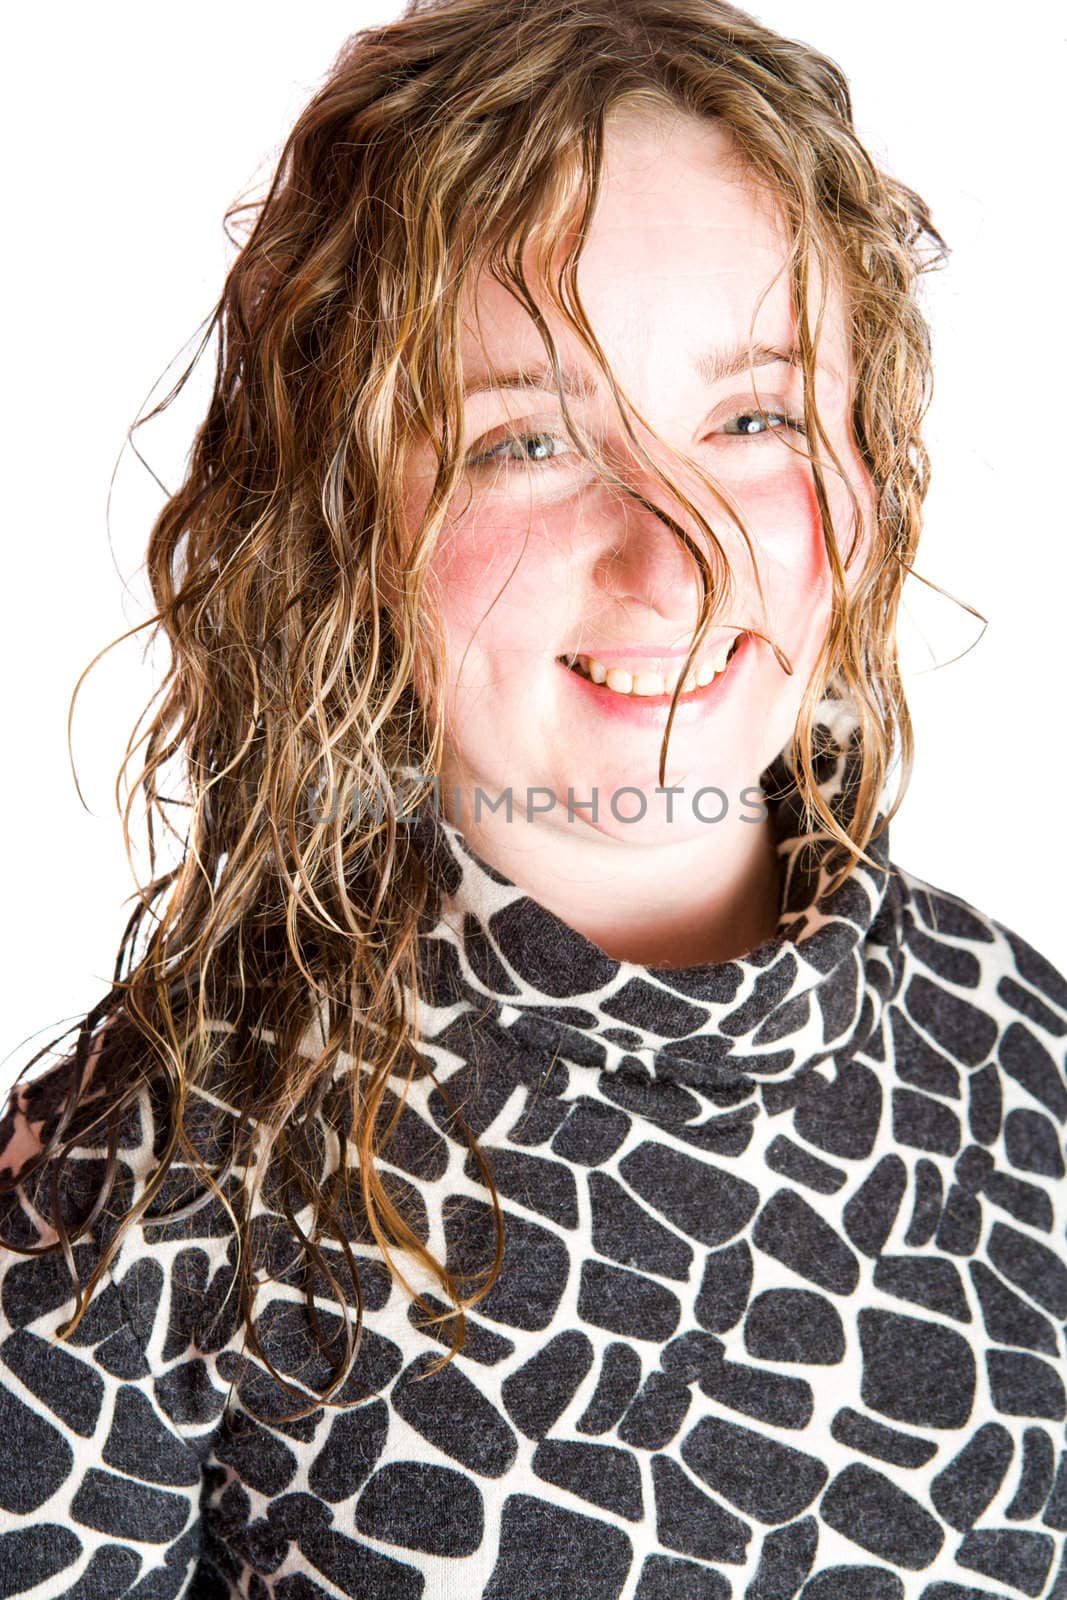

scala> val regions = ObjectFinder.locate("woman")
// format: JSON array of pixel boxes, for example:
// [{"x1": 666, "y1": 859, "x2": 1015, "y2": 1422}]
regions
[{"x1": 2, "y1": 1, "x2": 1065, "y2": 1595}]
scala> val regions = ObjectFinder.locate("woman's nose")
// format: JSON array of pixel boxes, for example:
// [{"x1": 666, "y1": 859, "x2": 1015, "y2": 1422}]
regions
[{"x1": 589, "y1": 482, "x2": 721, "y2": 626}]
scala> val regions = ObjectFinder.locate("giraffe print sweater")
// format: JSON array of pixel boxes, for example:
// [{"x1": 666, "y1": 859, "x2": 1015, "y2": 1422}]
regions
[{"x1": 1, "y1": 701, "x2": 1066, "y2": 1600}]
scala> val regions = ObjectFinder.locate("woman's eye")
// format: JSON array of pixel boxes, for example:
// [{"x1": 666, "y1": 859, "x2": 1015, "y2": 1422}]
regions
[
  {"x1": 465, "y1": 407, "x2": 807, "y2": 477},
  {"x1": 719, "y1": 408, "x2": 806, "y2": 437},
  {"x1": 468, "y1": 430, "x2": 576, "y2": 469}
]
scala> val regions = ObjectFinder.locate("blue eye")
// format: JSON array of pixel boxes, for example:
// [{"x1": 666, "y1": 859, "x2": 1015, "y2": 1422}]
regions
[
  {"x1": 468, "y1": 430, "x2": 574, "y2": 468},
  {"x1": 721, "y1": 409, "x2": 805, "y2": 437},
  {"x1": 466, "y1": 408, "x2": 807, "y2": 475}
]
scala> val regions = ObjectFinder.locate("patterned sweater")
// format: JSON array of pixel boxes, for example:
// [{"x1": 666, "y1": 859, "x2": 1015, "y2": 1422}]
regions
[{"x1": 2, "y1": 704, "x2": 1066, "y2": 1600}]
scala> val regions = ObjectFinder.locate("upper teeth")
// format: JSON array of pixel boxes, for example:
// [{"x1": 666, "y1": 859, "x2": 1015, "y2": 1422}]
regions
[{"x1": 565, "y1": 637, "x2": 739, "y2": 697}]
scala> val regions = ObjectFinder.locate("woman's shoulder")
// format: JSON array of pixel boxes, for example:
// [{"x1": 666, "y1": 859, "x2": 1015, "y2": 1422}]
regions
[
  {"x1": 892, "y1": 862, "x2": 1067, "y2": 1015},
  {"x1": 0, "y1": 1016, "x2": 251, "y2": 1586},
  {"x1": 889, "y1": 860, "x2": 1067, "y2": 1112},
  {"x1": 1, "y1": 1017, "x2": 147, "y2": 1238},
  {"x1": 0, "y1": 1011, "x2": 246, "y2": 1355}
]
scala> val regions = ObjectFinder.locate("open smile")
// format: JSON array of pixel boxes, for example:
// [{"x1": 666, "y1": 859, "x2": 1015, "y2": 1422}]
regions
[{"x1": 555, "y1": 632, "x2": 751, "y2": 724}]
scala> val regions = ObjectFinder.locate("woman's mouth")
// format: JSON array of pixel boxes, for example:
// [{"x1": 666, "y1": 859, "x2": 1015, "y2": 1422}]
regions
[
  {"x1": 557, "y1": 633, "x2": 744, "y2": 697},
  {"x1": 554, "y1": 632, "x2": 751, "y2": 724}
]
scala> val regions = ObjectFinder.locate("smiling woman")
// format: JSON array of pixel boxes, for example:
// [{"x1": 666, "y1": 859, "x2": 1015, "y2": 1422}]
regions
[
  {"x1": 2, "y1": 2, "x2": 1066, "y2": 1597},
  {"x1": 400, "y1": 102, "x2": 873, "y2": 968}
]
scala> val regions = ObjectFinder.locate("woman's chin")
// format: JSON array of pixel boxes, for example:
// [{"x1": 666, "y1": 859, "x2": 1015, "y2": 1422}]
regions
[{"x1": 453, "y1": 757, "x2": 771, "y2": 845}]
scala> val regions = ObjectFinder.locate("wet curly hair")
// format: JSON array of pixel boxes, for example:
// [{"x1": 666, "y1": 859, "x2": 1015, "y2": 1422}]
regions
[{"x1": 1, "y1": 0, "x2": 948, "y2": 1421}]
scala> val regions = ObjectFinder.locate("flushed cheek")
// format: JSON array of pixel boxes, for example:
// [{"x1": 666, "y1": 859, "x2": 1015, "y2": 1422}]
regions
[
  {"x1": 736, "y1": 473, "x2": 833, "y2": 633},
  {"x1": 428, "y1": 510, "x2": 573, "y2": 710},
  {"x1": 431, "y1": 509, "x2": 546, "y2": 626}
]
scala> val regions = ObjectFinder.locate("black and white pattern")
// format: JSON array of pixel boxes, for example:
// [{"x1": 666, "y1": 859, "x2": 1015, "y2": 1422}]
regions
[{"x1": 2, "y1": 697, "x2": 1066, "y2": 1598}]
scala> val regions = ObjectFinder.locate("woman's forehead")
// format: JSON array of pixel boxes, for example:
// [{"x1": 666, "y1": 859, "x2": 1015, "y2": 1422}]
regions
[{"x1": 455, "y1": 114, "x2": 850, "y2": 397}]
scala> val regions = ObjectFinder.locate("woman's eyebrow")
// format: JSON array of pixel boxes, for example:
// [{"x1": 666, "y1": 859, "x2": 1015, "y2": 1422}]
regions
[{"x1": 463, "y1": 341, "x2": 818, "y2": 399}]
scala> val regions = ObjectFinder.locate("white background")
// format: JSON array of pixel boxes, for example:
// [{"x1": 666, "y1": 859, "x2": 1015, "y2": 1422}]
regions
[{"x1": 2, "y1": 2, "x2": 1064, "y2": 1092}]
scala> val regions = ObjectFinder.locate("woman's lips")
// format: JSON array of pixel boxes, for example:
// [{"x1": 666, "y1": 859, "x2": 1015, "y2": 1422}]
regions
[{"x1": 556, "y1": 630, "x2": 753, "y2": 725}]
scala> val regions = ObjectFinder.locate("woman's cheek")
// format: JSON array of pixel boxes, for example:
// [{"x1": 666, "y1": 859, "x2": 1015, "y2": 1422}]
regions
[
  {"x1": 734, "y1": 475, "x2": 833, "y2": 681},
  {"x1": 429, "y1": 506, "x2": 526, "y2": 635},
  {"x1": 428, "y1": 504, "x2": 566, "y2": 713},
  {"x1": 735, "y1": 468, "x2": 828, "y2": 588}
]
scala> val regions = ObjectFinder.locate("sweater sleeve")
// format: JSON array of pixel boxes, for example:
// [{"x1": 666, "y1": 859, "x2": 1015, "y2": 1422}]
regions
[{"x1": 0, "y1": 1042, "x2": 239, "y2": 1599}]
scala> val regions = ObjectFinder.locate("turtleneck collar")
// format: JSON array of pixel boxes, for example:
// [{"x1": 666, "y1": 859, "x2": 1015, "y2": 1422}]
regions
[{"x1": 405, "y1": 696, "x2": 903, "y2": 1104}]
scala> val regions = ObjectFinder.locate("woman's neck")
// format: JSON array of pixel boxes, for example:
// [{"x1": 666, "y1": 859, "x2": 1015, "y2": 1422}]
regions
[{"x1": 439, "y1": 789, "x2": 783, "y2": 969}]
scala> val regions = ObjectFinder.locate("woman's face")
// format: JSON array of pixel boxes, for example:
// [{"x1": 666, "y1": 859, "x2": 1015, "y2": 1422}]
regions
[{"x1": 401, "y1": 105, "x2": 872, "y2": 844}]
